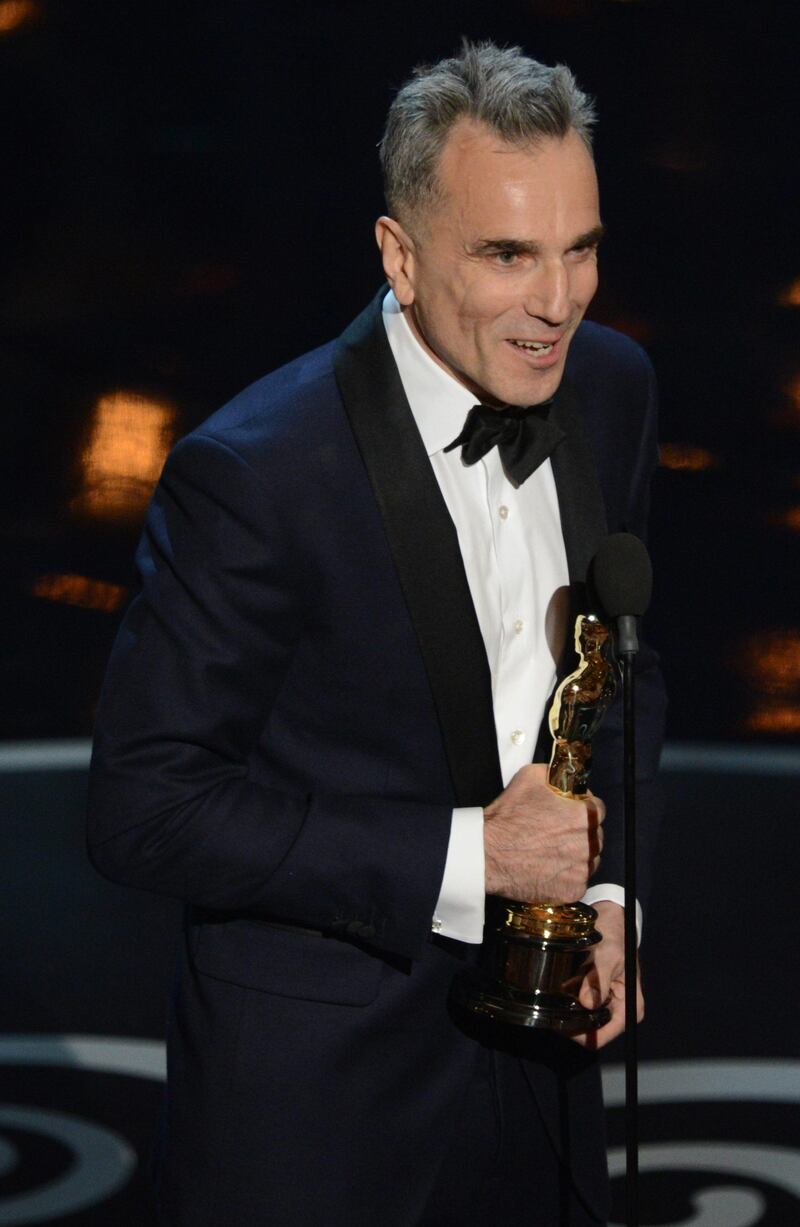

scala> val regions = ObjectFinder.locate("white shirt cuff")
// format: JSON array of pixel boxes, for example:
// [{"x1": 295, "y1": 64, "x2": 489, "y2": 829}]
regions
[
  {"x1": 431, "y1": 807, "x2": 485, "y2": 944},
  {"x1": 582, "y1": 883, "x2": 642, "y2": 944}
]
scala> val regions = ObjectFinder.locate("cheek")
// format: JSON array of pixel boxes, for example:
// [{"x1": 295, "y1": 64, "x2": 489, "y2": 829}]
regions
[
  {"x1": 419, "y1": 272, "x2": 474, "y2": 330},
  {"x1": 456, "y1": 282, "x2": 517, "y2": 336},
  {"x1": 575, "y1": 263, "x2": 599, "y2": 304}
]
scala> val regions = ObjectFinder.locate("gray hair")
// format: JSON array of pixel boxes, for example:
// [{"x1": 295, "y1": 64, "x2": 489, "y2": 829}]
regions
[{"x1": 379, "y1": 41, "x2": 596, "y2": 230}]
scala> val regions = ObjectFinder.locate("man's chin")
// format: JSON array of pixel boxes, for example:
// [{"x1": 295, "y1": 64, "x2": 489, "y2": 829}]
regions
[
  {"x1": 453, "y1": 358, "x2": 566, "y2": 409},
  {"x1": 495, "y1": 369, "x2": 566, "y2": 409}
]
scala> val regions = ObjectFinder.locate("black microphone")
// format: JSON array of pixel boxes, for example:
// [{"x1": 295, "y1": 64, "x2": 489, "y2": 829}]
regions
[{"x1": 590, "y1": 532, "x2": 653, "y2": 655}]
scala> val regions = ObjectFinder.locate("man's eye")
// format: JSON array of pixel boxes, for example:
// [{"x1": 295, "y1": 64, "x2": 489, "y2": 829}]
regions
[{"x1": 494, "y1": 250, "x2": 518, "y2": 266}]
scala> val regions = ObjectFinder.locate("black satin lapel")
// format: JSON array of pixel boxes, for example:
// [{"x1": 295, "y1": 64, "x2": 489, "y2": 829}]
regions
[
  {"x1": 531, "y1": 380, "x2": 610, "y2": 764},
  {"x1": 333, "y1": 292, "x2": 503, "y2": 806},
  {"x1": 549, "y1": 377, "x2": 608, "y2": 595}
]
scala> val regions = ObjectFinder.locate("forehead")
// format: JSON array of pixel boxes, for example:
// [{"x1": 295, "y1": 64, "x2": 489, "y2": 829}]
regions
[{"x1": 433, "y1": 119, "x2": 599, "y2": 238}]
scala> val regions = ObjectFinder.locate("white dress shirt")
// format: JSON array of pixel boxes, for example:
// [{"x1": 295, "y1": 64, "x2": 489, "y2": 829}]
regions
[{"x1": 382, "y1": 292, "x2": 634, "y2": 943}]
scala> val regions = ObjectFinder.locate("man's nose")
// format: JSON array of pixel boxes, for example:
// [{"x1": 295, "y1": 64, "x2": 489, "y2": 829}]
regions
[{"x1": 523, "y1": 261, "x2": 570, "y2": 324}]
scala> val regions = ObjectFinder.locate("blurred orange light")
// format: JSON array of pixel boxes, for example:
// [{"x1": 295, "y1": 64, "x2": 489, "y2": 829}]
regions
[
  {"x1": 738, "y1": 629, "x2": 800, "y2": 697},
  {"x1": 778, "y1": 278, "x2": 800, "y2": 308},
  {"x1": 788, "y1": 376, "x2": 800, "y2": 409},
  {"x1": 746, "y1": 705, "x2": 800, "y2": 734},
  {"x1": 768, "y1": 507, "x2": 800, "y2": 533},
  {"x1": 784, "y1": 374, "x2": 800, "y2": 423},
  {"x1": 659, "y1": 443, "x2": 720, "y2": 472},
  {"x1": 0, "y1": 0, "x2": 37, "y2": 33},
  {"x1": 72, "y1": 390, "x2": 176, "y2": 522},
  {"x1": 770, "y1": 375, "x2": 800, "y2": 429},
  {"x1": 32, "y1": 573, "x2": 128, "y2": 613}
]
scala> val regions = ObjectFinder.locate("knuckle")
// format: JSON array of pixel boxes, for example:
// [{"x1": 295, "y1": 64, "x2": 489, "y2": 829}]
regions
[
  {"x1": 518, "y1": 763, "x2": 539, "y2": 782},
  {"x1": 586, "y1": 792, "x2": 606, "y2": 822}
]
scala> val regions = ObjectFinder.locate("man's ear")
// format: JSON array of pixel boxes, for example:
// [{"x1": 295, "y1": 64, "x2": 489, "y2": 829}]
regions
[{"x1": 375, "y1": 216, "x2": 416, "y2": 306}]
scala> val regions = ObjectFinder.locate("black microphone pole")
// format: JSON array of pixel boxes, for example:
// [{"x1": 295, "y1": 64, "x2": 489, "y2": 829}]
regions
[
  {"x1": 617, "y1": 612, "x2": 640, "y2": 1227},
  {"x1": 591, "y1": 534, "x2": 652, "y2": 1227}
]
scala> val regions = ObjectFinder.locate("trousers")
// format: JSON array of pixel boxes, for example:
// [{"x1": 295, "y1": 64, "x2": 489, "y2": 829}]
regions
[{"x1": 418, "y1": 1045, "x2": 606, "y2": 1226}]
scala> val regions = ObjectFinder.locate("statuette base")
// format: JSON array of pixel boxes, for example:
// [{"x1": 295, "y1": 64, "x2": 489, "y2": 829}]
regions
[{"x1": 452, "y1": 902, "x2": 610, "y2": 1034}]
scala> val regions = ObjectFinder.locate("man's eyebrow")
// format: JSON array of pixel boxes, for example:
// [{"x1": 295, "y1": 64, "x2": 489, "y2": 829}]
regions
[
  {"x1": 469, "y1": 237, "x2": 541, "y2": 256},
  {"x1": 469, "y1": 224, "x2": 606, "y2": 257},
  {"x1": 569, "y1": 224, "x2": 606, "y2": 249}
]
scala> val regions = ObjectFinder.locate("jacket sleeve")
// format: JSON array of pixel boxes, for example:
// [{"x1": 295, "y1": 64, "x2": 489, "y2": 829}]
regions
[{"x1": 87, "y1": 432, "x2": 452, "y2": 960}]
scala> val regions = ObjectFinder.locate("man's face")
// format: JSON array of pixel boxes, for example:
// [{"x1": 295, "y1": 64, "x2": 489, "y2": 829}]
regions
[{"x1": 392, "y1": 121, "x2": 602, "y2": 408}]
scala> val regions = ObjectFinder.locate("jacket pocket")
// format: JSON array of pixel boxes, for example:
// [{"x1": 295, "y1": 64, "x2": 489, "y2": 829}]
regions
[{"x1": 191, "y1": 917, "x2": 383, "y2": 1005}]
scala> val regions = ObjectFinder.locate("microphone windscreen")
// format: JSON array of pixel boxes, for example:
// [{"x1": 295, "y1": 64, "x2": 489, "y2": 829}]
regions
[{"x1": 590, "y1": 533, "x2": 653, "y2": 618}]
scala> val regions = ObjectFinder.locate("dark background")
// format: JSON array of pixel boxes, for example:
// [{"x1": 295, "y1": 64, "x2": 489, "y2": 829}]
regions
[{"x1": 2, "y1": 0, "x2": 799, "y2": 746}]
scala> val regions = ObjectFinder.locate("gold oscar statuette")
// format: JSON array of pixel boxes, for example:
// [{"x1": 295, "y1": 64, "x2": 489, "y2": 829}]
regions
[{"x1": 452, "y1": 614, "x2": 618, "y2": 1033}]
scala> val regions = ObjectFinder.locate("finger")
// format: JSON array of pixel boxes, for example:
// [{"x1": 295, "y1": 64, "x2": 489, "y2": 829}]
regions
[
  {"x1": 609, "y1": 969, "x2": 645, "y2": 1023},
  {"x1": 587, "y1": 953, "x2": 624, "y2": 1006},
  {"x1": 571, "y1": 983, "x2": 626, "y2": 1050},
  {"x1": 574, "y1": 975, "x2": 645, "y2": 1049},
  {"x1": 577, "y1": 970, "x2": 602, "y2": 1011},
  {"x1": 584, "y1": 790, "x2": 606, "y2": 825},
  {"x1": 577, "y1": 1010, "x2": 626, "y2": 1050},
  {"x1": 570, "y1": 1013, "x2": 625, "y2": 1049}
]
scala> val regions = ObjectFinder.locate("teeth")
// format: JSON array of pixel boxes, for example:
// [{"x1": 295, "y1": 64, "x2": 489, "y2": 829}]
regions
[{"x1": 512, "y1": 340, "x2": 553, "y2": 353}]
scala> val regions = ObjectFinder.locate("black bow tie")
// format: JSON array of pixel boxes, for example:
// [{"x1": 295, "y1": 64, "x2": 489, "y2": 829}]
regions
[{"x1": 444, "y1": 401, "x2": 565, "y2": 486}]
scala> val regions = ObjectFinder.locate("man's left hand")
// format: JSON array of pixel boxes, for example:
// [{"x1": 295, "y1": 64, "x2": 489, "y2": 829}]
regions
[{"x1": 571, "y1": 900, "x2": 643, "y2": 1050}]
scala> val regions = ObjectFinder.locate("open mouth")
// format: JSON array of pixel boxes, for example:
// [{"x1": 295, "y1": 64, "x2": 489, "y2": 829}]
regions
[{"x1": 507, "y1": 337, "x2": 561, "y2": 361}]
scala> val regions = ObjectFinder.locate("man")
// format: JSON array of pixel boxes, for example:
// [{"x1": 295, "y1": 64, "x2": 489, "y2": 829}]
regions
[{"x1": 88, "y1": 41, "x2": 665, "y2": 1227}]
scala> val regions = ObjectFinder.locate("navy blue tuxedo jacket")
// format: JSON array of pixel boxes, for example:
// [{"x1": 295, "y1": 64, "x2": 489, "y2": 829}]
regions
[{"x1": 88, "y1": 290, "x2": 666, "y2": 1225}]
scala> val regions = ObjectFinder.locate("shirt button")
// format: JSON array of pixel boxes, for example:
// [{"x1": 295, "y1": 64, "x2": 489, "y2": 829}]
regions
[
  {"x1": 498, "y1": 505, "x2": 509, "y2": 520},
  {"x1": 513, "y1": 618, "x2": 524, "y2": 635},
  {"x1": 511, "y1": 729, "x2": 526, "y2": 746},
  {"x1": 432, "y1": 917, "x2": 442, "y2": 933}
]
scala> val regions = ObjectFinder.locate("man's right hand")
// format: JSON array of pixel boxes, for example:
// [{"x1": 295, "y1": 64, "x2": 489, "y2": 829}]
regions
[{"x1": 483, "y1": 763, "x2": 605, "y2": 901}]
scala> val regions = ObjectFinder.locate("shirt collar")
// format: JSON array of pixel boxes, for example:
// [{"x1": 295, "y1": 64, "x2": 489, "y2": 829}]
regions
[{"x1": 381, "y1": 289, "x2": 477, "y2": 457}]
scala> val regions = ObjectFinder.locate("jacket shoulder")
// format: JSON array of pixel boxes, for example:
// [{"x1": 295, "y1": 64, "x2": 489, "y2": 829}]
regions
[
  {"x1": 183, "y1": 340, "x2": 343, "y2": 464},
  {"x1": 567, "y1": 320, "x2": 655, "y2": 392}
]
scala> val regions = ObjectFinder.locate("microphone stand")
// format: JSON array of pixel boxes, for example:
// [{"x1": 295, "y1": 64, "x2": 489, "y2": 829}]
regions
[{"x1": 617, "y1": 616, "x2": 639, "y2": 1227}]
